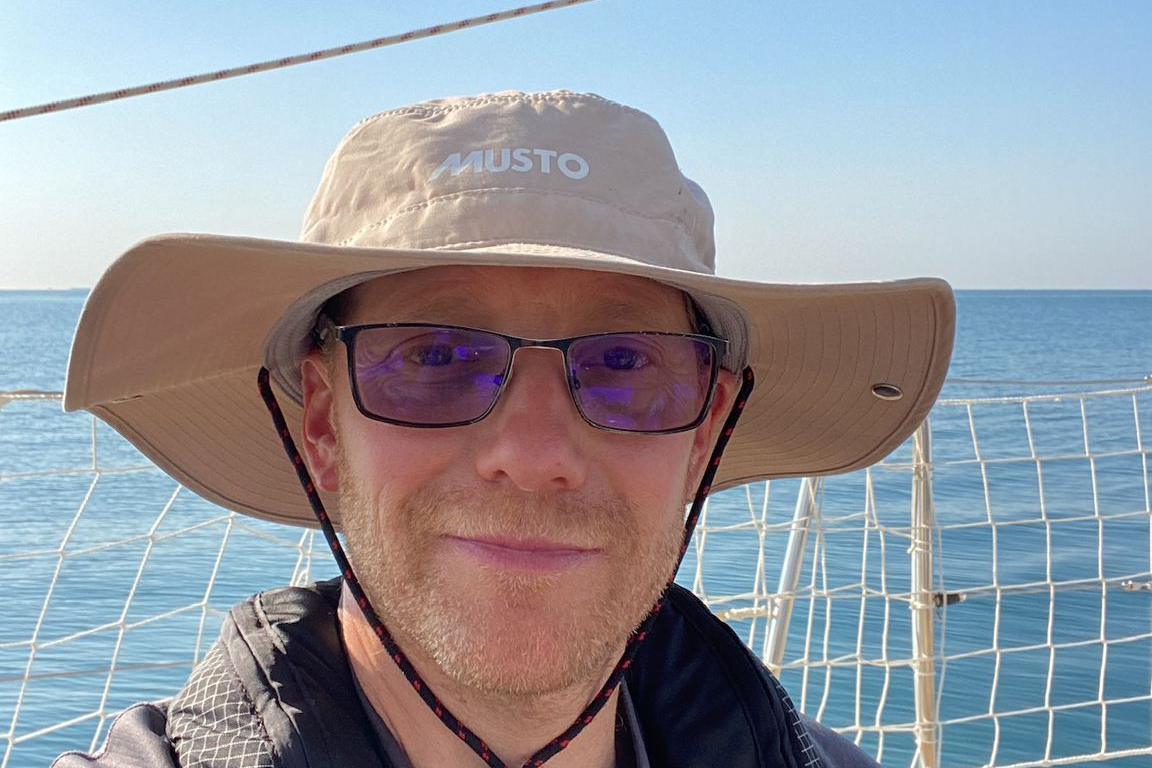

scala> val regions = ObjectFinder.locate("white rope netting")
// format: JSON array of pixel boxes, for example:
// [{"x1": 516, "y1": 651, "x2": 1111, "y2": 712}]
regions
[
  {"x1": 2, "y1": 385, "x2": 1150, "y2": 767},
  {"x1": 679, "y1": 384, "x2": 1152, "y2": 767},
  {"x1": 0, "y1": 392, "x2": 328, "y2": 767}
]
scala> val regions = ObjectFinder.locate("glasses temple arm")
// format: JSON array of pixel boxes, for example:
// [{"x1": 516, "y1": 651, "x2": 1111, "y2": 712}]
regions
[{"x1": 678, "y1": 365, "x2": 756, "y2": 565}]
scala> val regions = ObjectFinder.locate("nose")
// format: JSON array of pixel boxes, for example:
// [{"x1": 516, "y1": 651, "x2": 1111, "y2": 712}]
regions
[{"x1": 473, "y1": 347, "x2": 590, "y2": 492}]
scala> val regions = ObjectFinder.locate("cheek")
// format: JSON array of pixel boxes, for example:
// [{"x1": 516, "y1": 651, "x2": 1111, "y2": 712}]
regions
[
  {"x1": 603, "y1": 435, "x2": 696, "y2": 527},
  {"x1": 335, "y1": 405, "x2": 470, "y2": 502}
]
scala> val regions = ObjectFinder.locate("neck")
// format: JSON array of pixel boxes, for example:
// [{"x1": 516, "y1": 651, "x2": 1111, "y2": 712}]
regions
[{"x1": 339, "y1": 586, "x2": 621, "y2": 768}]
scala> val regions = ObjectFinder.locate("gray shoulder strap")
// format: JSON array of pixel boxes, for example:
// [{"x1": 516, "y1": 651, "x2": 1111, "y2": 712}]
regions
[
  {"x1": 167, "y1": 642, "x2": 277, "y2": 767},
  {"x1": 51, "y1": 703, "x2": 178, "y2": 768},
  {"x1": 168, "y1": 583, "x2": 390, "y2": 767}
]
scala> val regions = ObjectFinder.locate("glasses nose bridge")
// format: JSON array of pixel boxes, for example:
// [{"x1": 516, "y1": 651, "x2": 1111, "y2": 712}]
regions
[
  {"x1": 495, "y1": 338, "x2": 584, "y2": 424},
  {"x1": 505, "y1": 338, "x2": 575, "y2": 379}
]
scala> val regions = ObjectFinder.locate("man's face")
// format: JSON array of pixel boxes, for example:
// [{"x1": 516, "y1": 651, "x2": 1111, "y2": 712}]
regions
[{"x1": 301, "y1": 266, "x2": 734, "y2": 699}]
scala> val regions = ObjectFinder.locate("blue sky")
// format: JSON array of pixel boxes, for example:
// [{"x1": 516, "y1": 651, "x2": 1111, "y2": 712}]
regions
[{"x1": 1, "y1": 1, "x2": 1149, "y2": 289}]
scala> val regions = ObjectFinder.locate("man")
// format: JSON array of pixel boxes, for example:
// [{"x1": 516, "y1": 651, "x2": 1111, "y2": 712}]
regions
[{"x1": 57, "y1": 91, "x2": 955, "y2": 766}]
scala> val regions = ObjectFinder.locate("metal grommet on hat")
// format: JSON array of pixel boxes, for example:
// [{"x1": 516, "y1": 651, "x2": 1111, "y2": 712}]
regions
[{"x1": 871, "y1": 382, "x2": 904, "y2": 401}]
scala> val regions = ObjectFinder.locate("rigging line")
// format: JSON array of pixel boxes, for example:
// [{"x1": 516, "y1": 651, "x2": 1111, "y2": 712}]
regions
[{"x1": 0, "y1": 0, "x2": 597, "y2": 124}]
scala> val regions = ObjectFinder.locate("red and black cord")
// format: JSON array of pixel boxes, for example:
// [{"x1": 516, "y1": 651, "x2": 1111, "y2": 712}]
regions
[{"x1": 258, "y1": 365, "x2": 755, "y2": 767}]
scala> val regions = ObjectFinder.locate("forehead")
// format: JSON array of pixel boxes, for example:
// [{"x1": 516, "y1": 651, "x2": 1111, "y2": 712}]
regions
[{"x1": 339, "y1": 266, "x2": 692, "y2": 333}]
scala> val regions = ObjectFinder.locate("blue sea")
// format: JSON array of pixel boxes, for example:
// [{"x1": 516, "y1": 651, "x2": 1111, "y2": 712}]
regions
[{"x1": 2, "y1": 290, "x2": 1151, "y2": 767}]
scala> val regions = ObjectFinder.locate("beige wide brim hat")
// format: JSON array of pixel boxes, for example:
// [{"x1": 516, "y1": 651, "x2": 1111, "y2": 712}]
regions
[{"x1": 64, "y1": 91, "x2": 955, "y2": 529}]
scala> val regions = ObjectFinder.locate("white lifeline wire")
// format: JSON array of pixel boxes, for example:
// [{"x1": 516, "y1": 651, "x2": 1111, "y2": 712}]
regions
[{"x1": 0, "y1": 0, "x2": 597, "y2": 123}]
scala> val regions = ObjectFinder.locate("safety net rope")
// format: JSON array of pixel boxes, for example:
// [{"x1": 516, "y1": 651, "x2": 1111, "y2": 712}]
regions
[{"x1": 3, "y1": 382, "x2": 1151, "y2": 767}]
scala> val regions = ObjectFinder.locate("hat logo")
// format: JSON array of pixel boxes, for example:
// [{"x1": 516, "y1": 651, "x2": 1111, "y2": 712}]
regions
[{"x1": 430, "y1": 147, "x2": 590, "y2": 182}]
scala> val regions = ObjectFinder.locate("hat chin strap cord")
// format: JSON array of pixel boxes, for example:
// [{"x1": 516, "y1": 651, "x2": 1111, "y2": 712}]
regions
[{"x1": 258, "y1": 366, "x2": 755, "y2": 768}]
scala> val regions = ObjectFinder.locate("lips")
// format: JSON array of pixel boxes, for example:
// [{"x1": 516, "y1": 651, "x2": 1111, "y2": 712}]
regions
[{"x1": 443, "y1": 535, "x2": 602, "y2": 572}]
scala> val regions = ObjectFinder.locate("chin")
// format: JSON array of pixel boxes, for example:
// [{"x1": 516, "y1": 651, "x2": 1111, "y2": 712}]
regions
[
  {"x1": 430, "y1": 608, "x2": 626, "y2": 698},
  {"x1": 420, "y1": 571, "x2": 624, "y2": 692}
]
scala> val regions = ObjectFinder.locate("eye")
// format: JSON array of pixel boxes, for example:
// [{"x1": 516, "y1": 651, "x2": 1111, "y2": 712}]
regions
[
  {"x1": 406, "y1": 344, "x2": 456, "y2": 366},
  {"x1": 602, "y1": 345, "x2": 649, "y2": 370}
]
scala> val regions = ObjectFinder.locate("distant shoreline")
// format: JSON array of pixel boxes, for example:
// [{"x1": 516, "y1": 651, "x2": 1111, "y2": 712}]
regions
[
  {"x1": 0, "y1": 287, "x2": 91, "y2": 293},
  {"x1": 2, "y1": 287, "x2": 1152, "y2": 295}
]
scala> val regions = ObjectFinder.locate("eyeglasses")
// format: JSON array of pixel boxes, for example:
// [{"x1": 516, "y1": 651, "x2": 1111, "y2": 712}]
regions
[{"x1": 323, "y1": 322, "x2": 728, "y2": 434}]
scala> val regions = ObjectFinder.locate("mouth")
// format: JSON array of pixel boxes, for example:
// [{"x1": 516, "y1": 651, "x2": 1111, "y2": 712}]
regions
[{"x1": 443, "y1": 535, "x2": 603, "y2": 573}]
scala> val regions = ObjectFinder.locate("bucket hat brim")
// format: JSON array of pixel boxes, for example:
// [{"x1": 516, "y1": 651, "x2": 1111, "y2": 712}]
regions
[{"x1": 64, "y1": 232, "x2": 954, "y2": 529}]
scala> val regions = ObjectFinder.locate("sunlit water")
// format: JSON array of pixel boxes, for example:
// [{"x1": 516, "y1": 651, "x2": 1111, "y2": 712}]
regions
[{"x1": 3, "y1": 290, "x2": 1150, "y2": 766}]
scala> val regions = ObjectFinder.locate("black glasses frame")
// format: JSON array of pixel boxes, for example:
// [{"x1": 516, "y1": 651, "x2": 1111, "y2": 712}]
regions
[{"x1": 325, "y1": 322, "x2": 729, "y2": 434}]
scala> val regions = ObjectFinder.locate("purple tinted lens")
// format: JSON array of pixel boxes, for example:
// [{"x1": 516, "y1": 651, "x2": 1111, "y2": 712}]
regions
[
  {"x1": 351, "y1": 327, "x2": 510, "y2": 425},
  {"x1": 568, "y1": 334, "x2": 714, "y2": 432}
]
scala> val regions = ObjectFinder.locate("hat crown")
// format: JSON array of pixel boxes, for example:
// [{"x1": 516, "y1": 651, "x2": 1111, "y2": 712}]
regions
[{"x1": 300, "y1": 91, "x2": 716, "y2": 274}]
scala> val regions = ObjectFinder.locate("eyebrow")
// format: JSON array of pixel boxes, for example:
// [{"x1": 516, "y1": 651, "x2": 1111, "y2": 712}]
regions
[
  {"x1": 589, "y1": 298, "x2": 683, "y2": 326},
  {"x1": 366, "y1": 286, "x2": 689, "y2": 331}
]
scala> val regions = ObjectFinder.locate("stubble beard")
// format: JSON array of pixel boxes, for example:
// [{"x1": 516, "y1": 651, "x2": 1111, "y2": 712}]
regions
[{"x1": 338, "y1": 463, "x2": 684, "y2": 703}]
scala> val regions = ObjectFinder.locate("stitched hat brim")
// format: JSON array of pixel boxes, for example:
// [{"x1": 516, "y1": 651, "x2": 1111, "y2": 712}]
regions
[{"x1": 65, "y1": 233, "x2": 954, "y2": 529}]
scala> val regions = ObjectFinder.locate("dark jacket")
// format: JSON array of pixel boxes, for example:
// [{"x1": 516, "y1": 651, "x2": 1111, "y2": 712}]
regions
[{"x1": 53, "y1": 580, "x2": 879, "y2": 767}]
